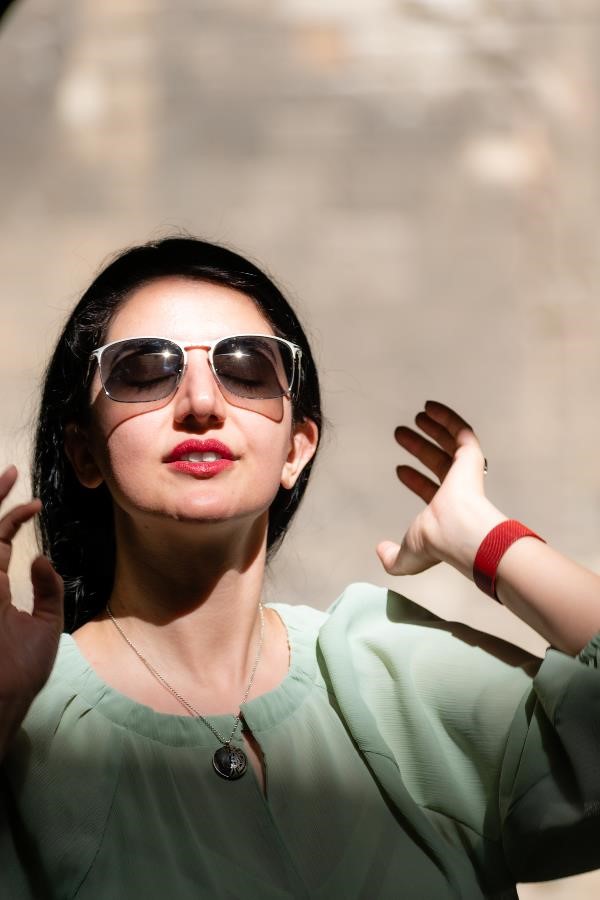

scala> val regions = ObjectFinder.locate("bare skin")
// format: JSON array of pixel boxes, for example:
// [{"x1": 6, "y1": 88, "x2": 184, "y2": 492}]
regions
[
  {"x1": 3, "y1": 396, "x2": 600, "y2": 775},
  {"x1": 377, "y1": 400, "x2": 600, "y2": 654},
  {"x1": 73, "y1": 604, "x2": 290, "y2": 791},
  {"x1": 60, "y1": 279, "x2": 317, "y2": 793},
  {"x1": 0, "y1": 467, "x2": 63, "y2": 755},
  {"x1": 0, "y1": 279, "x2": 317, "y2": 791}
]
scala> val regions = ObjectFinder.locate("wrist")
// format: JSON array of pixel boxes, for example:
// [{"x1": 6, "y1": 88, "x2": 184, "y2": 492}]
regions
[
  {"x1": 473, "y1": 520, "x2": 546, "y2": 601},
  {"x1": 432, "y1": 499, "x2": 508, "y2": 579}
]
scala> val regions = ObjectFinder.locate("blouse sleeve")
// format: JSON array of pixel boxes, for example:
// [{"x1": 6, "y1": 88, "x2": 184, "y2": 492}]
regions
[
  {"x1": 499, "y1": 632, "x2": 600, "y2": 881},
  {"x1": 318, "y1": 583, "x2": 600, "y2": 890},
  {"x1": 0, "y1": 649, "x2": 125, "y2": 900}
]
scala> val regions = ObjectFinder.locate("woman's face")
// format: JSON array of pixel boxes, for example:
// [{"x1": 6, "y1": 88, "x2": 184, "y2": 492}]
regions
[{"x1": 68, "y1": 276, "x2": 317, "y2": 538}]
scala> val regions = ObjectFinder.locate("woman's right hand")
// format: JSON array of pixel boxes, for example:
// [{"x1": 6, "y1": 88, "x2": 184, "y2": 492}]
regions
[{"x1": 0, "y1": 466, "x2": 63, "y2": 744}]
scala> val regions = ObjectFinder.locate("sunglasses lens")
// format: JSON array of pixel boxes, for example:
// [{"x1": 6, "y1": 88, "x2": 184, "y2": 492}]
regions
[
  {"x1": 213, "y1": 336, "x2": 293, "y2": 399},
  {"x1": 100, "y1": 339, "x2": 183, "y2": 402}
]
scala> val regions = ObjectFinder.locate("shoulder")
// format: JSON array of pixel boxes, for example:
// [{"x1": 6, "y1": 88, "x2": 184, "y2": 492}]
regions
[
  {"x1": 6, "y1": 632, "x2": 126, "y2": 792},
  {"x1": 315, "y1": 584, "x2": 542, "y2": 842},
  {"x1": 272, "y1": 582, "x2": 537, "y2": 712},
  {"x1": 10, "y1": 633, "x2": 128, "y2": 771},
  {"x1": 318, "y1": 582, "x2": 538, "y2": 720},
  {"x1": 273, "y1": 581, "x2": 536, "y2": 678},
  {"x1": 267, "y1": 600, "x2": 328, "y2": 636},
  {"x1": 5, "y1": 632, "x2": 122, "y2": 788},
  {"x1": 18, "y1": 635, "x2": 91, "y2": 742},
  {"x1": 3, "y1": 637, "x2": 126, "y2": 897},
  {"x1": 323, "y1": 581, "x2": 535, "y2": 663}
]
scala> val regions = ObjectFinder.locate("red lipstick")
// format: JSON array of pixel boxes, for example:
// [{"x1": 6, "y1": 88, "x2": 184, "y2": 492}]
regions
[{"x1": 164, "y1": 439, "x2": 236, "y2": 478}]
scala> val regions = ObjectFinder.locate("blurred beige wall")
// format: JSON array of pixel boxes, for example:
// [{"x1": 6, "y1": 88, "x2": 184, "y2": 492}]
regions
[{"x1": 1, "y1": 0, "x2": 599, "y2": 895}]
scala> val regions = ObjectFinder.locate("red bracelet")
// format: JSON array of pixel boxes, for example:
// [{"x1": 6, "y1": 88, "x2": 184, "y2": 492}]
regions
[{"x1": 473, "y1": 519, "x2": 545, "y2": 601}]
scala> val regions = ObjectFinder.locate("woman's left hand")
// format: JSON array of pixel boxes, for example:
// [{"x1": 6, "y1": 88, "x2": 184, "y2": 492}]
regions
[{"x1": 377, "y1": 401, "x2": 505, "y2": 579}]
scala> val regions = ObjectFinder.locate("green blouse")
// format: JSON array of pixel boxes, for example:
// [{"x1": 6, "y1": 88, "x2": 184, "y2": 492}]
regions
[{"x1": 2, "y1": 583, "x2": 600, "y2": 899}]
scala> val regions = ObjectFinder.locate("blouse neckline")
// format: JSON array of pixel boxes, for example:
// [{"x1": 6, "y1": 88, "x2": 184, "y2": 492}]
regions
[{"x1": 54, "y1": 603, "x2": 323, "y2": 747}]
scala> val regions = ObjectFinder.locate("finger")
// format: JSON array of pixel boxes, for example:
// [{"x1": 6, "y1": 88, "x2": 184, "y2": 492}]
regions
[
  {"x1": 395, "y1": 427, "x2": 452, "y2": 481},
  {"x1": 424, "y1": 401, "x2": 485, "y2": 462},
  {"x1": 453, "y1": 441, "x2": 488, "y2": 485},
  {"x1": 414, "y1": 411, "x2": 456, "y2": 455},
  {"x1": 31, "y1": 556, "x2": 64, "y2": 627},
  {"x1": 0, "y1": 465, "x2": 18, "y2": 504},
  {"x1": 424, "y1": 401, "x2": 476, "y2": 442},
  {"x1": 396, "y1": 465, "x2": 439, "y2": 504},
  {"x1": 376, "y1": 540, "x2": 405, "y2": 575},
  {"x1": 376, "y1": 540, "x2": 436, "y2": 577},
  {"x1": 0, "y1": 500, "x2": 43, "y2": 571},
  {"x1": 0, "y1": 500, "x2": 42, "y2": 542}
]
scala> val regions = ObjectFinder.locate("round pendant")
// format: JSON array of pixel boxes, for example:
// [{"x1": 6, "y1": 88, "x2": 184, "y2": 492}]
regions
[{"x1": 213, "y1": 745, "x2": 248, "y2": 780}]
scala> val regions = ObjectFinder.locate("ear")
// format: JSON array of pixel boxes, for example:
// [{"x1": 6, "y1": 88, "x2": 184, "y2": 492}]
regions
[
  {"x1": 64, "y1": 423, "x2": 104, "y2": 489},
  {"x1": 280, "y1": 418, "x2": 319, "y2": 490}
]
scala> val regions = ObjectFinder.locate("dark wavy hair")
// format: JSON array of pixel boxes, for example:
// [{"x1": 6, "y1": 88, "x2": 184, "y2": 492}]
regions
[{"x1": 32, "y1": 237, "x2": 322, "y2": 632}]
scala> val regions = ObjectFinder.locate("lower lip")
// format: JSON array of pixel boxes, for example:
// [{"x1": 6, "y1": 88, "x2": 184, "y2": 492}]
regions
[{"x1": 167, "y1": 459, "x2": 234, "y2": 478}]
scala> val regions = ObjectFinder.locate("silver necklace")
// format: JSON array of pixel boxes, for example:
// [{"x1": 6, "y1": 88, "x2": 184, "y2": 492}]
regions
[{"x1": 106, "y1": 601, "x2": 265, "y2": 780}]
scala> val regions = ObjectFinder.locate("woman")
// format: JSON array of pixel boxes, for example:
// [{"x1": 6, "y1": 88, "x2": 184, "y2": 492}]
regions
[{"x1": 1, "y1": 236, "x2": 599, "y2": 898}]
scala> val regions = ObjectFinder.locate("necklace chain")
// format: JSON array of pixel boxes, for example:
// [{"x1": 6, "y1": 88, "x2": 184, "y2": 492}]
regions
[{"x1": 106, "y1": 601, "x2": 265, "y2": 748}]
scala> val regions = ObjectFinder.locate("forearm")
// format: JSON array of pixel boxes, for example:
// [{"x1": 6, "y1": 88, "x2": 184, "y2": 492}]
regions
[
  {"x1": 495, "y1": 538, "x2": 600, "y2": 655},
  {"x1": 391, "y1": 403, "x2": 600, "y2": 655},
  {"x1": 439, "y1": 500, "x2": 600, "y2": 655}
]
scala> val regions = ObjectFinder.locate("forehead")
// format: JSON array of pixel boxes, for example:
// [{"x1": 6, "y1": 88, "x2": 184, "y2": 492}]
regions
[{"x1": 106, "y1": 276, "x2": 275, "y2": 342}]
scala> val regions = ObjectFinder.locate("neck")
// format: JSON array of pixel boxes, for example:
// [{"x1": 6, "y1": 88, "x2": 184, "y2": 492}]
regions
[{"x1": 106, "y1": 512, "x2": 270, "y2": 683}]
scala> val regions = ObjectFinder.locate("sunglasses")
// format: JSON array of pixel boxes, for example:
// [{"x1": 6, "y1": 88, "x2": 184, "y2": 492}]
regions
[{"x1": 90, "y1": 334, "x2": 302, "y2": 404}]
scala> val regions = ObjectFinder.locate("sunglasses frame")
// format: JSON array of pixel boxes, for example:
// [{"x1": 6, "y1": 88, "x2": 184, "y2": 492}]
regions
[{"x1": 90, "y1": 333, "x2": 303, "y2": 404}]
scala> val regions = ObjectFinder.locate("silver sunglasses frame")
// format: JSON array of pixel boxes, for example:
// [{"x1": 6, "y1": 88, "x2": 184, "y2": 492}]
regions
[{"x1": 89, "y1": 333, "x2": 303, "y2": 403}]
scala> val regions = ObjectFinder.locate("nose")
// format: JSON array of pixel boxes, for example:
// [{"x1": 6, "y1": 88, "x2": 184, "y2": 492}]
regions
[{"x1": 172, "y1": 349, "x2": 227, "y2": 427}]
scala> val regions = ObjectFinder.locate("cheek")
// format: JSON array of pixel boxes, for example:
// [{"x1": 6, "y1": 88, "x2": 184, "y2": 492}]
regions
[
  {"x1": 90, "y1": 415, "x2": 154, "y2": 487},
  {"x1": 247, "y1": 407, "x2": 294, "y2": 460},
  {"x1": 86, "y1": 400, "x2": 295, "y2": 516},
  {"x1": 246, "y1": 427, "x2": 291, "y2": 488},
  {"x1": 218, "y1": 392, "x2": 285, "y2": 423}
]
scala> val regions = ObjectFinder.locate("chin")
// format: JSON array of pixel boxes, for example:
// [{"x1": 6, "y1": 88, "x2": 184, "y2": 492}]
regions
[{"x1": 163, "y1": 500, "x2": 270, "y2": 530}]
